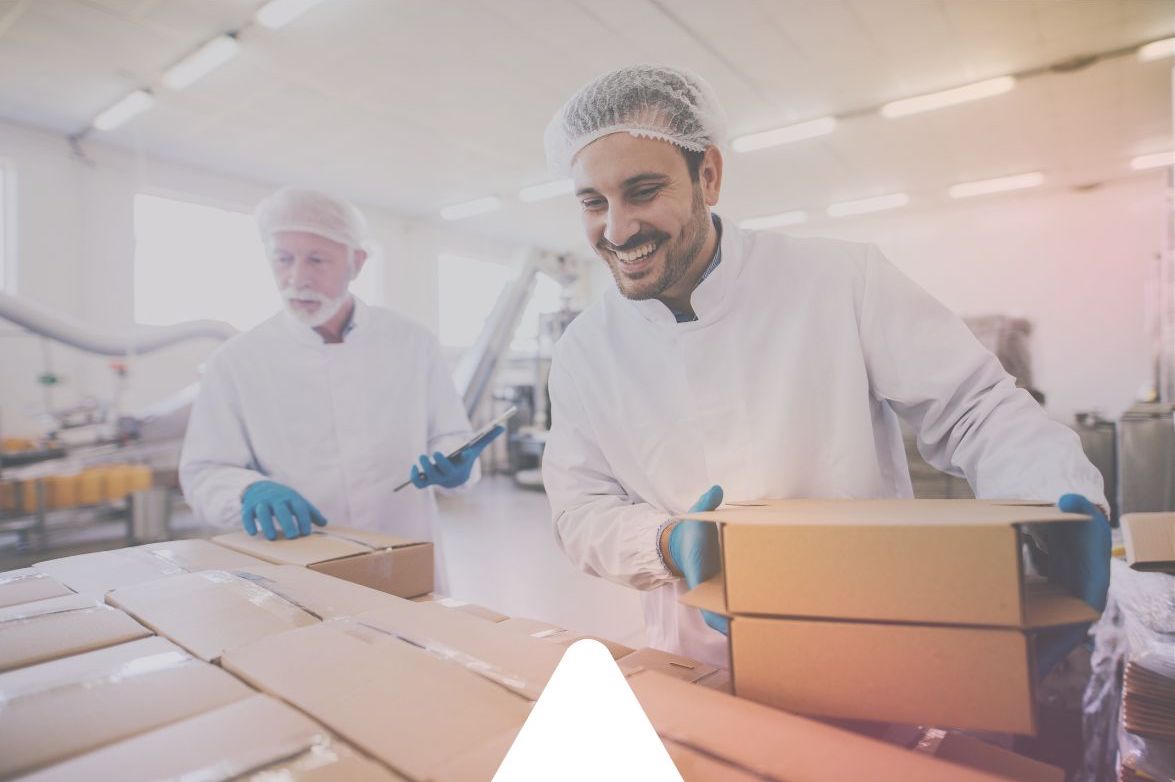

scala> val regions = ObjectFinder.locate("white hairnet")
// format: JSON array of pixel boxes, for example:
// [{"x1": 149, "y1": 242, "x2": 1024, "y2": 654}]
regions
[
  {"x1": 544, "y1": 64, "x2": 727, "y2": 175},
  {"x1": 254, "y1": 186, "x2": 370, "y2": 252}
]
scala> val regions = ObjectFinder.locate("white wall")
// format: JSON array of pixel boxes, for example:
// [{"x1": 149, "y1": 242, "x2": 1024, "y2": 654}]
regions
[
  {"x1": 0, "y1": 118, "x2": 532, "y2": 437},
  {"x1": 779, "y1": 174, "x2": 1169, "y2": 422}
]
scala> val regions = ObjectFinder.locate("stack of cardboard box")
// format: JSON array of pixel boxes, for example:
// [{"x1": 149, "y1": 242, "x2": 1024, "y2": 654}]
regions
[{"x1": 679, "y1": 498, "x2": 1101, "y2": 734}]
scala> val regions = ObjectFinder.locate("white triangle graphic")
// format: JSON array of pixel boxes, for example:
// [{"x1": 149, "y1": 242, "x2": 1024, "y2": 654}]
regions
[{"x1": 493, "y1": 639, "x2": 683, "y2": 781}]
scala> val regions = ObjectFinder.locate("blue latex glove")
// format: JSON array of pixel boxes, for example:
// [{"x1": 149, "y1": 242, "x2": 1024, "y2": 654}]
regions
[
  {"x1": 1030, "y1": 493, "x2": 1112, "y2": 679},
  {"x1": 668, "y1": 485, "x2": 728, "y2": 635},
  {"x1": 410, "y1": 425, "x2": 505, "y2": 490},
  {"x1": 241, "y1": 480, "x2": 327, "y2": 541}
]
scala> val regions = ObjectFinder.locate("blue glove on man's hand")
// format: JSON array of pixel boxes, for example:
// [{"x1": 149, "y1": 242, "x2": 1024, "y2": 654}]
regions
[
  {"x1": 241, "y1": 480, "x2": 327, "y2": 541},
  {"x1": 1030, "y1": 493, "x2": 1112, "y2": 679},
  {"x1": 668, "y1": 485, "x2": 728, "y2": 635},
  {"x1": 410, "y1": 425, "x2": 505, "y2": 490}
]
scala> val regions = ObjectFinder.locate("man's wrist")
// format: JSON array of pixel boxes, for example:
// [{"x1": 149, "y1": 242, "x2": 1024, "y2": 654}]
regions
[{"x1": 659, "y1": 521, "x2": 681, "y2": 577}]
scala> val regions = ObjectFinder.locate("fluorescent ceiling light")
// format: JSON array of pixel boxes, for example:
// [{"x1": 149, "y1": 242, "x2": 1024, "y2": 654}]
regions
[
  {"x1": 732, "y1": 117, "x2": 837, "y2": 153},
  {"x1": 1138, "y1": 37, "x2": 1175, "y2": 62},
  {"x1": 1131, "y1": 151, "x2": 1174, "y2": 170},
  {"x1": 440, "y1": 196, "x2": 502, "y2": 221},
  {"x1": 881, "y1": 76, "x2": 1015, "y2": 118},
  {"x1": 92, "y1": 90, "x2": 154, "y2": 131},
  {"x1": 161, "y1": 35, "x2": 240, "y2": 90},
  {"x1": 519, "y1": 179, "x2": 573, "y2": 202},
  {"x1": 254, "y1": 0, "x2": 328, "y2": 29},
  {"x1": 948, "y1": 171, "x2": 1043, "y2": 199},
  {"x1": 738, "y1": 211, "x2": 808, "y2": 230},
  {"x1": 826, "y1": 193, "x2": 909, "y2": 218}
]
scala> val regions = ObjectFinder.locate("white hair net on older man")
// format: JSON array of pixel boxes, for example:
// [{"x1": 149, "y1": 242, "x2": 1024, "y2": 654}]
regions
[
  {"x1": 254, "y1": 186, "x2": 370, "y2": 252},
  {"x1": 543, "y1": 64, "x2": 728, "y2": 176}
]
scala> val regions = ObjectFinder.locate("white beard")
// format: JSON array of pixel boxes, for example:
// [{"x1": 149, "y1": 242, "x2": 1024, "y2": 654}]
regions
[{"x1": 282, "y1": 287, "x2": 349, "y2": 328}]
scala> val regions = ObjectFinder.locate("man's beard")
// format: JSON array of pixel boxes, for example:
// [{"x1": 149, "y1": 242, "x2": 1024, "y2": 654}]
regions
[
  {"x1": 601, "y1": 185, "x2": 710, "y2": 302},
  {"x1": 282, "y1": 287, "x2": 349, "y2": 327}
]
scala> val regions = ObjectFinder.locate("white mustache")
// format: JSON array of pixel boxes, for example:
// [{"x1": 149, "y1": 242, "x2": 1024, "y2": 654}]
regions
[{"x1": 281, "y1": 287, "x2": 331, "y2": 304}]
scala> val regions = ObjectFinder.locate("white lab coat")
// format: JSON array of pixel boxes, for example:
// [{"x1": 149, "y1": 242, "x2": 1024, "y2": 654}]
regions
[
  {"x1": 542, "y1": 224, "x2": 1106, "y2": 668},
  {"x1": 179, "y1": 298, "x2": 475, "y2": 592}
]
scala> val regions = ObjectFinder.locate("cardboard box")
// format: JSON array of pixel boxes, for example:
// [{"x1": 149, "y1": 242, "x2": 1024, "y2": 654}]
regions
[
  {"x1": 680, "y1": 498, "x2": 1101, "y2": 734},
  {"x1": 0, "y1": 567, "x2": 73, "y2": 608},
  {"x1": 107, "y1": 564, "x2": 402, "y2": 662},
  {"x1": 915, "y1": 729, "x2": 1064, "y2": 782},
  {"x1": 221, "y1": 619, "x2": 531, "y2": 781},
  {"x1": 628, "y1": 670, "x2": 1010, "y2": 781},
  {"x1": 412, "y1": 592, "x2": 509, "y2": 622},
  {"x1": 18, "y1": 693, "x2": 409, "y2": 782},
  {"x1": 213, "y1": 527, "x2": 433, "y2": 598},
  {"x1": 495, "y1": 616, "x2": 635, "y2": 660},
  {"x1": 681, "y1": 498, "x2": 1099, "y2": 626},
  {"x1": 354, "y1": 599, "x2": 567, "y2": 701},
  {"x1": 34, "y1": 539, "x2": 270, "y2": 594},
  {"x1": 0, "y1": 636, "x2": 253, "y2": 778},
  {"x1": 0, "y1": 592, "x2": 151, "y2": 672},
  {"x1": 616, "y1": 647, "x2": 719, "y2": 684},
  {"x1": 1122, "y1": 512, "x2": 1175, "y2": 572}
]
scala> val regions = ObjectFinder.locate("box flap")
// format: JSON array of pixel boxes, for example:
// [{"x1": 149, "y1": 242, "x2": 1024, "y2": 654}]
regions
[
  {"x1": 919, "y1": 730, "x2": 1064, "y2": 782},
  {"x1": 681, "y1": 498, "x2": 1085, "y2": 528},
  {"x1": 680, "y1": 576, "x2": 729, "y2": 615},
  {"x1": 494, "y1": 617, "x2": 635, "y2": 660},
  {"x1": 1122, "y1": 513, "x2": 1175, "y2": 571},
  {"x1": 17, "y1": 694, "x2": 408, "y2": 782},
  {"x1": 213, "y1": 528, "x2": 424, "y2": 567},
  {"x1": 628, "y1": 670, "x2": 1009, "y2": 781},
  {"x1": 0, "y1": 636, "x2": 253, "y2": 779},
  {"x1": 414, "y1": 593, "x2": 509, "y2": 623},
  {"x1": 354, "y1": 599, "x2": 566, "y2": 701},
  {"x1": 33, "y1": 540, "x2": 268, "y2": 594},
  {"x1": 221, "y1": 620, "x2": 531, "y2": 781},
  {"x1": 0, "y1": 568, "x2": 73, "y2": 609},
  {"x1": 1021, "y1": 580, "x2": 1100, "y2": 628},
  {"x1": 0, "y1": 592, "x2": 150, "y2": 672},
  {"x1": 617, "y1": 648, "x2": 719, "y2": 684}
]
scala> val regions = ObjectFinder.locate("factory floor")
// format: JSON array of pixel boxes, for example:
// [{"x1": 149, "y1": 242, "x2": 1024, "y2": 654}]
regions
[{"x1": 0, "y1": 474, "x2": 648, "y2": 649}]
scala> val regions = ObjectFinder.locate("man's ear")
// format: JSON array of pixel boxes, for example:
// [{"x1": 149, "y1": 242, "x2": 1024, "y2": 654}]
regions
[
  {"x1": 351, "y1": 249, "x2": 368, "y2": 279},
  {"x1": 700, "y1": 146, "x2": 723, "y2": 206}
]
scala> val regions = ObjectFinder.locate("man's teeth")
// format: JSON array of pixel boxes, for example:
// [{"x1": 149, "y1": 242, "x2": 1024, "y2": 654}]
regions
[{"x1": 615, "y1": 241, "x2": 658, "y2": 263}]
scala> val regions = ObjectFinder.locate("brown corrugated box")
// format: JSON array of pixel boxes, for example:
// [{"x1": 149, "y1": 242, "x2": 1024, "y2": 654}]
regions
[
  {"x1": 213, "y1": 527, "x2": 432, "y2": 598},
  {"x1": 0, "y1": 636, "x2": 254, "y2": 778},
  {"x1": 17, "y1": 694, "x2": 409, "y2": 782},
  {"x1": 1122, "y1": 512, "x2": 1175, "y2": 572},
  {"x1": 616, "y1": 646, "x2": 719, "y2": 684},
  {"x1": 915, "y1": 729, "x2": 1065, "y2": 782},
  {"x1": 496, "y1": 616, "x2": 635, "y2": 660},
  {"x1": 0, "y1": 568, "x2": 73, "y2": 608},
  {"x1": 412, "y1": 592, "x2": 509, "y2": 622},
  {"x1": 221, "y1": 619, "x2": 531, "y2": 781},
  {"x1": 33, "y1": 539, "x2": 270, "y2": 594},
  {"x1": 0, "y1": 592, "x2": 151, "y2": 672},
  {"x1": 107, "y1": 564, "x2": 399, "y2": 662},
  {"x1": 680, "y1": 498, "x2": 1101, "y2": 734},
  {"x1": 353, "y1": 599, "x2": 567, "y2": 701},
  {"x1": 629, "y1": 669, "x2": 1012, "y2": 781}
]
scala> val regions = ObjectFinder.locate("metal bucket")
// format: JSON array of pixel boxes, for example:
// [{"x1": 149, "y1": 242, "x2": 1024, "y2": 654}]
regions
[{"x1": 130, "y1": 487, "x2": 172, "y2": 543}]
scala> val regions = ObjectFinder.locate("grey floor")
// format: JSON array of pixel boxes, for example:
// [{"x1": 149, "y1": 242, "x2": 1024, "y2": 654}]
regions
[{"x1": 0, "y1": 474, "x2": 648, "y2": 649}]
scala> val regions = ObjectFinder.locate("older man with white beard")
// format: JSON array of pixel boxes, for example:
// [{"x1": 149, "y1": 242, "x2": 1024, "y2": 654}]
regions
[{"x1": 179, "y1": 187, "x2": 499, "y2": 590}]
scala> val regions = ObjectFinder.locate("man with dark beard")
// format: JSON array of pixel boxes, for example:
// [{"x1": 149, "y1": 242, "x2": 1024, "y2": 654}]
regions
[{"x1": 539, "y1": 65, "x2": 1109, "y2": 675}]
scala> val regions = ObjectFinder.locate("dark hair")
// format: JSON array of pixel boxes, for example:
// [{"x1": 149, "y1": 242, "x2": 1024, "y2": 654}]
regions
[{"x1": 681, "y1": 147, "x2": 705, "y2": 181}]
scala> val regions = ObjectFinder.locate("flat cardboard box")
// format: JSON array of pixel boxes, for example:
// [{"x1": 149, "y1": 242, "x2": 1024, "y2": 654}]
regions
[
  {"x1": 0, "y1": 568, "x2": 73, "y2": 608},
  {"x1": 354, "y1": 599, "x2": 567, "y2": 701},
  {"x1": 0, "y1": 636, "x2": 253, "y2": 778},
  {"x1": 616, "y1": 647, "x2": 719, "y2": 684},
  {"x1": 221, "y1": 619, "x2": 531, "y2": 781},
  {"x1": 916, "y1": 730, "x2": 1064, "y2": 782},
  {"x1": 0, "y1": 592, "x2": 151, "y2": 672},
  {"x1": 680, "y1": 498, "x2": 1098, "y2": 626},
  {"x1": 1122, "y1": 512, "x2": 1175, "y2": 572},
  {"x1": 33, "y1": 539, "x2": 269, "y2": 594},
  {"x1": 18, "y1": 693, "x2": 408, "y2": 782},
  {"x1": 213, "y1": 527, "x2": 433, "y2": 598},
  {"x1": 412, "y1": 592, "x2": 509, "y2": 622},
  {"x1": 628, "y1": 670, "x2": 1010, "y2": 781},
  {"x1": 495, "y1": 616, "x2": 635, "y2": 660}
]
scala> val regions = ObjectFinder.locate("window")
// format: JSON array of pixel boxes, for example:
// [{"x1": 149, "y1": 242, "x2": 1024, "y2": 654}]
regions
[
  {"x1": 134, "y1": 193, "x2": 383, "y2": 331},
  {"x1": 437, "y1": 253, "x2": 563, "y2": 353}
]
